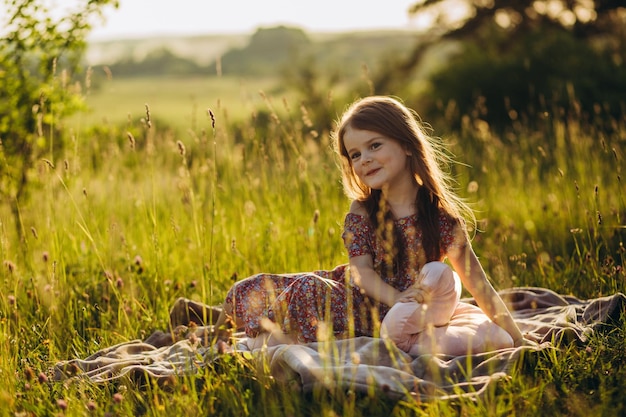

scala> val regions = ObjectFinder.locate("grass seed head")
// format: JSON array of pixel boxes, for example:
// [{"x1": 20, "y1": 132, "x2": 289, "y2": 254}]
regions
[
  {"x1": 208, "y1": 108, "x2": 215, "y2": 129},
  {"x1": 3, "y1": 260, "x2": 16, "y2": 273},
  {"x1": 144, "y1": 104, "x2": 152, "y2": 128},
  {"x1": 24, "y1": 366, "x2": 34, "y2": 381},
  {"x1": 127, "y1": 131, "x2": 136, "y2": 149},
  {"x1": 176, "y1": 140, "x2": 186, "y2": 157}
]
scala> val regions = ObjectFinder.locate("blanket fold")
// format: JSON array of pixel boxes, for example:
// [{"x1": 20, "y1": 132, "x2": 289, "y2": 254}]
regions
[{"x1": 52, "y1": 287, "x2": 625, "y2": 401}]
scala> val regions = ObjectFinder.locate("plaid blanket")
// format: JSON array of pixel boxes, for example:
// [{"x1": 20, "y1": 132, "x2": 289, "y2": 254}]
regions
[{"x1": 53, "y1": 287, "x2": 625, "y2": 401}]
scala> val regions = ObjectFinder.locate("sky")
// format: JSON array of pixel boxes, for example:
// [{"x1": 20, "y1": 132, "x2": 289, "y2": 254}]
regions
[{"x1": 88, "y1": 0, "x2": 425, "y2": 40}]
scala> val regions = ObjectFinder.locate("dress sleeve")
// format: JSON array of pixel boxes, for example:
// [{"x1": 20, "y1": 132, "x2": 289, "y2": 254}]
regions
[
  {"x1": 342, "y1": 213, "x2": 373, "y2": 258},
  {"x1": 439, "y1": 213, "x2": 468, "y2": 256}
]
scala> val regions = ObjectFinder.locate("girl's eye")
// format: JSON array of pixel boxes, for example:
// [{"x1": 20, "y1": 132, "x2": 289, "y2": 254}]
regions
[
  {"x1": 350, "y1": 152, "x2": 360, "y2": 160},
  {"x1": 370, "y1": 142, "x2": 381, "y2": 150}
]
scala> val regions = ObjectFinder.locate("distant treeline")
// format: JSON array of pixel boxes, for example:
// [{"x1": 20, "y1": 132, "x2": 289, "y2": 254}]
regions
[{"x1": 90, "y1": 26, "x2": 419, "y2": 79}]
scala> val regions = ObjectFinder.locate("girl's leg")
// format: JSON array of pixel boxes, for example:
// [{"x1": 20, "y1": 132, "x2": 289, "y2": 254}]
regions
[
  {"x1": 381, "y1": 301, "x2": 428, "y2": 352},
  {"x1": 169, "y1": 297, "x2": 227, "y2": 327},
  {"x1": 408, "y1": 303, "x2": 514, "y2": 356},
  {"x1": 381, "y1": 262, "x2": 460, "y2": 353}
]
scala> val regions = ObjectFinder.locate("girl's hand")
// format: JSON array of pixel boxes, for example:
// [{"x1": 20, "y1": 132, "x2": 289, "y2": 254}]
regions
[{"x1": 395, "y1": 286, "x2": 427, "y2": 304}]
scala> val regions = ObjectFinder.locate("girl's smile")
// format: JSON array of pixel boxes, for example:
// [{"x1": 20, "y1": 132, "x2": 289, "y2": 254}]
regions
[{"x1": 343, "y1": 126, "x2": 414, "y2": 194}]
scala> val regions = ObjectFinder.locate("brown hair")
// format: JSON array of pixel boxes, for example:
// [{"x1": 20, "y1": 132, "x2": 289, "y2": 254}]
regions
[{"x1": 333, "y1": 96, "x2": 473, "y2": 263}]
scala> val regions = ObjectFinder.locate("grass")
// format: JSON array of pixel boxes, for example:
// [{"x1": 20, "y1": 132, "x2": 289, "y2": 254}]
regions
[
  {"x1": 73, "y1": 75, "x2": 297, "y2": 131},
  {"x1": 1, "y1": 76, "x2": 625, "y2": 416}
]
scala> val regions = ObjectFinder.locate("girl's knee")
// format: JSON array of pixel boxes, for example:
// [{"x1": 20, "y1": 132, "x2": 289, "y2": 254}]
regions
[
  {"x1": 381, "y1": 302, "x2": 427, "y2": 351},
  {"x1": 420, "y1": 262, "x2": 450, "y2": 282},
  {"x1": 420, "y1": 262, "x2": 457, "y2": 290}
]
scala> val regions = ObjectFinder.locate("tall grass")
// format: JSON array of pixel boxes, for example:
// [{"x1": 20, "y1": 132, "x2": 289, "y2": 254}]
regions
[{"x1": 0, "y1": 82, "x2": 624, "y2": 415}]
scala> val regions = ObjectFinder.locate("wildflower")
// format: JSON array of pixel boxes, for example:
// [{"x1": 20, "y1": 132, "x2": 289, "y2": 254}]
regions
[
  {"x1": 467, "y1": 181, "x2": 479, "y2": 193},
  {"x1": 31, "y1": 227, "x2": 38, "y2": 239},
  {"x1": 87, "y1": 400, "x2": 97, "y2": 411},
  {"x1": 313, "y1": 209, "x2": 320, "y2": 224},
  {"x1": 112, "y1": 392, "x2": 123, "y2": 403},
  {"x1": 116, "y1": 277, "x2": 124, "y2": 289},
  {"x1": 7, "y1": 295, "x2": 15, "y2": 306},
  {"x1": 24, "y1": 367, "x2": 34, "y2": 381},
  {"x1": 133, "y1": 255, "x2": 144, "y2": 274},
  {"x1": 38, "y1": 371, "x2": 48, "y2": 383},
  {"x1": 42, "y1": 251, "x2": 49, "y2": 262},
  {"x1": 57, "y1": 399, "x2": 68, "y2": 411}
]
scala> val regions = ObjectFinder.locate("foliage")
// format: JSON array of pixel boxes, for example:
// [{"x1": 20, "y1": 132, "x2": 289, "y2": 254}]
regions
[
  {"x1": 0, "y1": 0, "x2": 118, "y2": 238},
  {"x1": 371, "y1": 0, "x2": 626, "y2": 128},
  {"x1": 218, "y1": 26, "x2": 312, "y2": 76},
  {"x1": 423, "y1": 24, "x2": 626, "y2": 130},
  {"x1": 99, "y1": 47, "x2": 205, "y2": 78}
]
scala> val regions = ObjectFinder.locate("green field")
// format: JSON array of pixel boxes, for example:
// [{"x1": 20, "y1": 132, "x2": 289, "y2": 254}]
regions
[
  {"x1": 75, "y1": 75, "x2": 295, "y2": 130},
  {"x1": 1, "y1": 74, "x2": 625, "y2": 416}
]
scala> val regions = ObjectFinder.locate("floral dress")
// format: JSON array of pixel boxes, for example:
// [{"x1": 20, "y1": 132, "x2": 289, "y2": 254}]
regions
[{"x1": 224, "y1": 212, "x2": 465, "y2": 343}]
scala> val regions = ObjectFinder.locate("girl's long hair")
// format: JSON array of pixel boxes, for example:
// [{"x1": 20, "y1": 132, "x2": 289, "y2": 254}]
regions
[{"x1": 333, "y1": 96, "x2": 474, "y2": 264}]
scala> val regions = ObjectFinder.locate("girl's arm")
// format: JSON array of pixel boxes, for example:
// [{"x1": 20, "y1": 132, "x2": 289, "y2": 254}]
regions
[
  {"x1": 348, "y1": 254, "x2": 423, "y2": 306},
  {"x1": 345, "y1": 201, "x2": 422, "y2": 306},
  {"x1": 447, "y1": 240, "x2": 525, "y2": 346},
  {"x1": 348, "y1": 254, "x2": 398, "y2": 306}
]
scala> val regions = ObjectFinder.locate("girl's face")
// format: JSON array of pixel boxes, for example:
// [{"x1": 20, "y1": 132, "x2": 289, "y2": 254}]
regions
[{"x1": 343, "y1": 126, "x2": 413, "y2": 192}]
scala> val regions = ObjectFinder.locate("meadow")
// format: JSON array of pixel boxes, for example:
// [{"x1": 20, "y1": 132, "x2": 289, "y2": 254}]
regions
[{"x1": 1, "y1": 74, "x2": 625, "y2": 416}]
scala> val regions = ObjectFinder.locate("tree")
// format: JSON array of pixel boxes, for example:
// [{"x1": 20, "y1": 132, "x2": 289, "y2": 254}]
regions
[
  {"x1": 372, "y1": 0, "x2": 626, "y2": 127},
  {"x1": 217, "y1": 26, "x2": 312, "y2": 76},
  {"x1": 0, "y1": 0, "x2": 118, "y2": 239}
]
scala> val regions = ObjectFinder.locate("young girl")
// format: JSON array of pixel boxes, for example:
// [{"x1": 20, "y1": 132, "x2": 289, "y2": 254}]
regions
[{"x1": 216, "y1": 96, "x2": 525, "y2": 355}]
